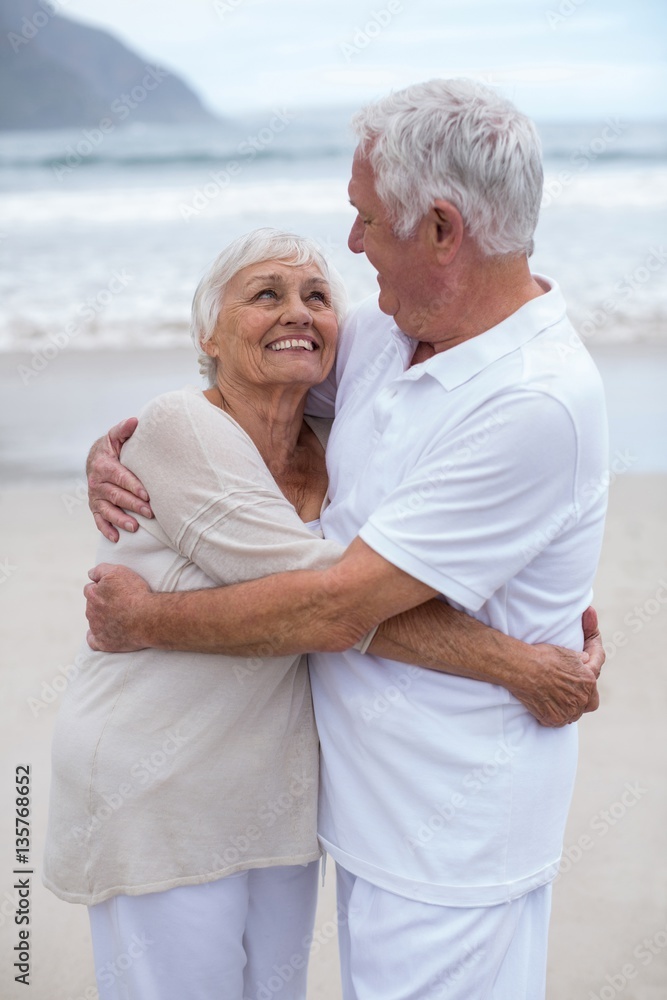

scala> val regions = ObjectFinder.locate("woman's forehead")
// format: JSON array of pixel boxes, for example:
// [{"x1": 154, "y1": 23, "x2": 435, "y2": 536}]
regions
[{"x1": 236, "y1": 259, "x2": 327, "y2": 285}]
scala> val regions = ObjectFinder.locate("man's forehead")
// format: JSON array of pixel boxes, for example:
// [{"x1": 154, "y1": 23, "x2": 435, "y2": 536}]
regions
[
  {"x1": 351, "y1": 146, "x2": 371, "y2": 174},
  {"x1": 348, "y1": 150, "x2": 375, "y2": 203}
]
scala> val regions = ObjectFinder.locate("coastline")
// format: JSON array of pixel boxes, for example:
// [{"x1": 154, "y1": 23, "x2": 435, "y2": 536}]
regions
[{"x1": 1, "y1": 341, "x2": 666, "y2": 485}]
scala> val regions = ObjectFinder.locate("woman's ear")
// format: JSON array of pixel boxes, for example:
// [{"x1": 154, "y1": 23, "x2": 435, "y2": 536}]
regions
[
  {"x1": 430, "y1": 199, "x2": 464, "y2": 264},
  {"x1": 201, "y1": 336, "x2": 218, "y2": 359}
]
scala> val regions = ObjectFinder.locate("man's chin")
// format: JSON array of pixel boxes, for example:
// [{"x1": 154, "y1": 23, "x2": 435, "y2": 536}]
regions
[{"x1": 377, "y1": 289, "x2": 399, "y2": 318}]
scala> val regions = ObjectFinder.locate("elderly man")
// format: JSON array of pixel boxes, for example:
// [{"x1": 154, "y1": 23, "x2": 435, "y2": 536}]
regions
[{"x1": 86, "y1": 79, "x2": 608, "y2": 999}]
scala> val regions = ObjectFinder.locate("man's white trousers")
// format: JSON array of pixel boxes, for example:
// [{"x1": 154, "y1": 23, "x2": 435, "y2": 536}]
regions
[{"x1": 336, "y1": 864, "x2": 552, "y2": 1000}]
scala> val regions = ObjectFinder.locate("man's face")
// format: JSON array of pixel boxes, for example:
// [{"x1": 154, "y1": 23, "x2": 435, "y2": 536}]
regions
[{"x1": 347, "y1": 147, "x2": 430, "y2": 337}]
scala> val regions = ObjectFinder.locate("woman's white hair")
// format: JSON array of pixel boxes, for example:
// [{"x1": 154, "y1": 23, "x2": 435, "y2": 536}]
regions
[
  {"x1": 351, "y1": 78, "x2": 543, "y2": 257},
  {"x1": 191, "y1": 228, "x2": 348, "y2": 385}
]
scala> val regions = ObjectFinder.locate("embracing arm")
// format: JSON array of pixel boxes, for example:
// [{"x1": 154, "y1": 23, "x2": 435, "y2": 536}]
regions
[
  {"x1": 86, "y1": 537, "x2": 431, "y2": 654},
  {"x1": 86, "y1": 537, "x2": 602, "y2": 726},
  {"x1": 87, "y1": 418, "x2": 154, "y2": 541},
  {"x1": 368, "y1": 600, "x2": 602, "y2": 726}
]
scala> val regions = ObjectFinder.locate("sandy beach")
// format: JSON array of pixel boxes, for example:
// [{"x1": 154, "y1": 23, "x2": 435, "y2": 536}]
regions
[{"x1": 1, "y1": 349, "x2": 666, "y2": 999}]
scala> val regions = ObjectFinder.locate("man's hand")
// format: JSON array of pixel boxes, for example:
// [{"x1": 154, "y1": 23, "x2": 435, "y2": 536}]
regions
[
  {"x1": 87, "y1": 417, "x2": 153, "y2": 542},
  {"x1": 510, "y1": 607, "x2": 605, "y2": 727},
  {"x1": 84, "y1": 563, "x2": 153, "y2": 652}
]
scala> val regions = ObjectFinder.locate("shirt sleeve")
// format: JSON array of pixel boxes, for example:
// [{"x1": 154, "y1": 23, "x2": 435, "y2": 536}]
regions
[
  {"x1": 121, "y1": 389, "x2": 344, "y2": 586},
  {"x1": 358, "y1": 389, "x2": 581, "y2": 611}
]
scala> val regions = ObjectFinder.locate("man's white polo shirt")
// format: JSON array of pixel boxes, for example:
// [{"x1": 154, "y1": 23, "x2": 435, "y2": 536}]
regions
[{"x1": 307, "y1": 277, "x2": 609, "y2": 907}]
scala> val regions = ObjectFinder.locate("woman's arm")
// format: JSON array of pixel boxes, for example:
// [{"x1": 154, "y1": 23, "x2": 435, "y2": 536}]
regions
[{"x1": 368, "y1": 600, "x2": 602, "y2": 726}]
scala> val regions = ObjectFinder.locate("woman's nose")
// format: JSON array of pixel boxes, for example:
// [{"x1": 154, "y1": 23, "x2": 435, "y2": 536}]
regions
[
  {"x1": 281, "y1": 294, "x2": 312, "y2": 325},
  {"x1": 348, "y1": 215, "x2": 364, "y2": 254}
]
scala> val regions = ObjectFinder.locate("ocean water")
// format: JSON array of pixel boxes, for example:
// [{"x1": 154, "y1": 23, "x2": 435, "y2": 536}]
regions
[
  {"x1": 1, "y1": 110, "x2": 666, "y2": 353},
  {"x1": 0, "y1": 110, "x2": 665, "y2": 481}
]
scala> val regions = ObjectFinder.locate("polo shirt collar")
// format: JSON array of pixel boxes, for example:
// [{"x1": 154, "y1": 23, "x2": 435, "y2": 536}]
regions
[{"x1": 395, "y1": 274, "x2": 566, "y2": 391}]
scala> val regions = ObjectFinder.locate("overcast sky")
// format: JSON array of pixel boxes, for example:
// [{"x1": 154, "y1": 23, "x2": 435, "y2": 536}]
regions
[{"x1": 62, "y1": 0, "x2": 666, "y2": 120}]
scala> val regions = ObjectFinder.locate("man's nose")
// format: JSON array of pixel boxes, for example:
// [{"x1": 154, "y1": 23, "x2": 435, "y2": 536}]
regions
[{"x1": 348, "y1": 216, "x2": 365, "y2": 254}]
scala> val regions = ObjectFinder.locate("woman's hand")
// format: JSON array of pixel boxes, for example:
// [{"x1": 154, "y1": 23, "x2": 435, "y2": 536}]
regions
[
  {"x1": 369, "y1": 593, "x2": 607, "y2": 729},
  {"x1": 510, "y1": 607, "x2": 605, "y2": 726},
  {"x1": 581, "y1": 604, "x2": 604, "y2": 691},
  {"x1": 509, "y1": 648, "x2": 597, "y2": 727},
  {"x1": 84, "y1": 563, "x2": 153, "y2": 652},
  {"x1": 87, "y1": 417, "x2": 153, "y2": 542}
]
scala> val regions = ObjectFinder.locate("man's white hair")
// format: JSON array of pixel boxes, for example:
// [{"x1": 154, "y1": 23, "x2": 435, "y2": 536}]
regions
[
  {"x1": 351, "y1": 78, "x2": 543, "y2": 257},
  {"x1": 191, "y1": 228, "x2": 348, "y2": 386}
]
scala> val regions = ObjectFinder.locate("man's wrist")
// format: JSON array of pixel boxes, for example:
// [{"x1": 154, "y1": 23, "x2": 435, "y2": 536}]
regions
[
  {"x1": 135, "y1": 590, "x2": 205, "y2": 651},
  {"x1": 128, "y1": 590, "x2": 163, "y2": 649}
]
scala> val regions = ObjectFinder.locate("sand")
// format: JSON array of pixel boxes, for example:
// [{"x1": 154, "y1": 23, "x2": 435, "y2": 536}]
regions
[{"x1": 1, "y1": 460, "x2": 666, "y2": 997}]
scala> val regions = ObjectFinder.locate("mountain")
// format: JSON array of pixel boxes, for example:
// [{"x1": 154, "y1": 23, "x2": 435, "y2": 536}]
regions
[{"x1": 0, "y1": 0, "x2": 219, "y2": 130}]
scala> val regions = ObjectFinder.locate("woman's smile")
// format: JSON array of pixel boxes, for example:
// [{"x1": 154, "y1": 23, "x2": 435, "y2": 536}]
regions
[{"x1": 266, "y1": 337, "x2": 318, "y2": 352}]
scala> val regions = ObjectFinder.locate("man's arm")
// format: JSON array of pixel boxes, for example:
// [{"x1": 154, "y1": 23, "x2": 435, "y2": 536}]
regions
[
  {"x1": 87, "y1": 418, "x2": 153, "y2": 542},
  {"x1": 86, "y1": 537, "x2": 602, "y2": 726},
  {"x1": 86, "y1": 537, "x2": 430, "y2": 654}
]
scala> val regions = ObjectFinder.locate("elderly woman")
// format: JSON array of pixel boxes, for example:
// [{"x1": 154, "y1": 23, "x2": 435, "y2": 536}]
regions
[
  {"x1": 44, "y1": 229, "x2": 349, "y2": 1000},
  {"x1": 47, "y1": 228, "x2": 600, "y2": 1000}
]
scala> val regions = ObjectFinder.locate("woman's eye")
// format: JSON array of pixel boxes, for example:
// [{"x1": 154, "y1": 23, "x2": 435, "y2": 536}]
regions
[
  {"x1": 308, "y1": 291, "x2": 329, "y2": 303},
  {"x1": 256, "y1": 288, "x2": 277, "y2": 300}
]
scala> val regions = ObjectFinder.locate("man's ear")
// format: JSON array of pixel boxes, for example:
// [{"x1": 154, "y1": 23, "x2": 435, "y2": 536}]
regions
[{"x1": 430, "y1": 199, "x2": 464, "y2": 264}]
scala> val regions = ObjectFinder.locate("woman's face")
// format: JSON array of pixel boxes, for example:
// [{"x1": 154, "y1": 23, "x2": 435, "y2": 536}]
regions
[{"x1": 204, "y1": 259, "x2": 339, "y2": 392}]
